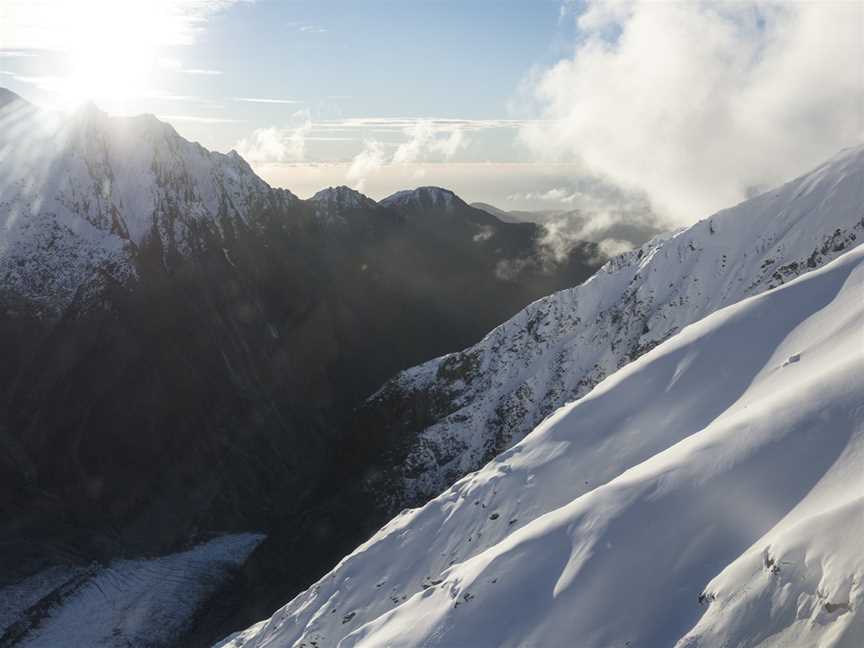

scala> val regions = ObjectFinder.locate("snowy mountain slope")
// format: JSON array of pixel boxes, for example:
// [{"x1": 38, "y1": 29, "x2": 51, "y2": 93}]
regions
[
  {"x1": 359, "y1": 145, "x2": 864, "y2": 511},
  {"x1": 217, "y1": 241, "x2": 864, "y2": 648},
  {"x1": 1, "y1": 533, "x2": 264, "y2": 648},
  {"x1": 0, "y1": 93, "x2": 296, "y2": 312}
]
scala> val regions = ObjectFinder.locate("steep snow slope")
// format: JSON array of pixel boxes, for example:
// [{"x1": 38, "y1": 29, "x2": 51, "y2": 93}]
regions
[
  {"x1": 218, "y1": 242, "x2": 864, "y2": 648},
  {"x1": 0, "y1": 94, "x2": 295, "y2": 312},
  {"x1": 363, "y1": 145, "x2": 864, "y2": 510},
  {"x1": 2, "y1": 533, "x2": 264, "y2": 648}
]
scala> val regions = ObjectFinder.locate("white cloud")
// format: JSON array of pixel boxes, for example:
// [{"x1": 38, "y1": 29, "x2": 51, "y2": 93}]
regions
[
  {"x1": 184, "y1": 68, "x2": 222, "y2": 76},
  {"x1": 473, "y1": 225, "x2": 495, "y2": 243},
  {"x1": 160, "y1": 114, "x2": 244, "y2": 124},
  {"x1": 392, "y1": 121, "x2": 434, "y2": 164},
  {"x1": 233, "y1": 97, "x2": 303, "y2": 105},
  {"x1": 522, "y1": 0, "x2": 864, "y2": 224},
  {"x1": 431, "y1": 127, "x2": 466, "y2": 159},
  {"x1": 346, "y1": 140, "x2": 388, "y2": 190},
  {"x1": 392, "y1": 120, "x2": 468, "y2": 164},
  {"x1": 237, "y1": 114, "x2": 472, "y2": 170},
  {"x1": 509, "y1": 187, "x2": 581, "y2": 205},
  {"x1": 300, "y1": 117, "x2": 538, "y2": 137},
  {"x1": 506, "y1": 177, "x2": 660, "y2": 266},
  {"x1": 597, "y1": 238, "x2": 633, "y2": 257},
  {"x1": 235, "y1": 112, "x2": 312, "y2": 163},
  {"x1": 340, "y1": 120, "x2": 469, "y2": 188}
]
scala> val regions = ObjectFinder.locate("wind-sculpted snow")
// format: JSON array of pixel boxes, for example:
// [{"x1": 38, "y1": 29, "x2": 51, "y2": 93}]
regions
[
  {"x1": 366, "y1": 145, "x2": 864, "y2": 510},
  {"x1": 217, "y1": 243, "x2": 864, "y2": 648},
  {"x1": 0, "y1": 97, "x2": 296, "y2": 312}
]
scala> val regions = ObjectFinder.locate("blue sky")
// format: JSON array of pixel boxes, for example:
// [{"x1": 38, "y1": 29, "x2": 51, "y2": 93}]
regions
[
  {"x1": 2, "y1": 0, "x2": 578, "y2": 146},
  {"x1": 159, "y1": 0, "x2": 578, "y2": 165},
  {"x1": 1, "y1": 0, "x2": 587, "y2": 202},
  {"x1": 1, "y1": 0, "x2": 861, "y2": 219},
  {"x1": 195, "y1": 0, "x2": 572, "y2": 119}
]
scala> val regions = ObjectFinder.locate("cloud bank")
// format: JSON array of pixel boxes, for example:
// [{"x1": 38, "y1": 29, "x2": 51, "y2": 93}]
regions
[
  {"x1": 235, "y1": 111, "x2": 312, "y2": 163},
  {"x1": 346, "y1": 140, "x2": 388, "y2": 191},
  {"x1": 392, "y1": 120, "x2": 467, "y2": 164},
  {"x1": 347, "y1": 120, "x2": 469, "y2": 189},
  {"x1": 523, "y1": 0, "x2": 864, "y2": 223}
]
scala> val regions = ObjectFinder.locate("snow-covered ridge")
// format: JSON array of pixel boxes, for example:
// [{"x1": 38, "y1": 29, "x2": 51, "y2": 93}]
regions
[
  {"x1": 0, "y1": 94, "x2": 297, "y2": 312},
  {"x1": 367, "y1": 144, "x2": 864, "y2": 509},
  {"x1": 217, "y1": 241, "x2": 864, "y2": 648},
  {"x1": 380, "y1": 186, "x2": 465, "y2": 212}
]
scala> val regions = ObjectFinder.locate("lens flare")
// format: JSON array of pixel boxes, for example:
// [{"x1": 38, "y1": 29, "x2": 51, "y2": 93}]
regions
[
  {"x1": 2, "y1": 0, "x2": 220, "y2": 113},
  {"x1": 56, "y1": 0, "x2": 170, "y2": 111}
]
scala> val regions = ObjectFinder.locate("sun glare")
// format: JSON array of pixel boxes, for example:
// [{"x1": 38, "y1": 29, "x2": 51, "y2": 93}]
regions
[{"x1": 48, "y1": 0, "x2": 189, "y2": 113}]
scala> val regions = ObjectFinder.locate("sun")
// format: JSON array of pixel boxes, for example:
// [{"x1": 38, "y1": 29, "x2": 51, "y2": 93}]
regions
[
  {"x1": 52, "y1": 0, "x2": 181, "y2": 113},
  {"x1": 3, "y1": 0, "x2": 225, "y2": 115}
]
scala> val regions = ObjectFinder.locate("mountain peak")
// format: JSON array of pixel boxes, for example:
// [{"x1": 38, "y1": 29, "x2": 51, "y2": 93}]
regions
[
  {"x1": 72, "y1": 100, "x2": 107, "y2": 119},
  {"x1": 311, "y1": 185, "x2": 376, "y2": 207},
  {"x1": 380, "y1": 186, "x2": 467, "y2": 212},
  {"x1": 309, "y1": 186, "x2": 378, "y2": 223},
  {"x1": 0, "y1": 96, "x2": 277, "y2": 311}
]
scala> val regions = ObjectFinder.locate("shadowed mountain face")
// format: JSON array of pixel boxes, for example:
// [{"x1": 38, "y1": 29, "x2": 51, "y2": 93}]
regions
[{"x1": 0, "y1": 93, "x2": 604, "y2": 644}]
